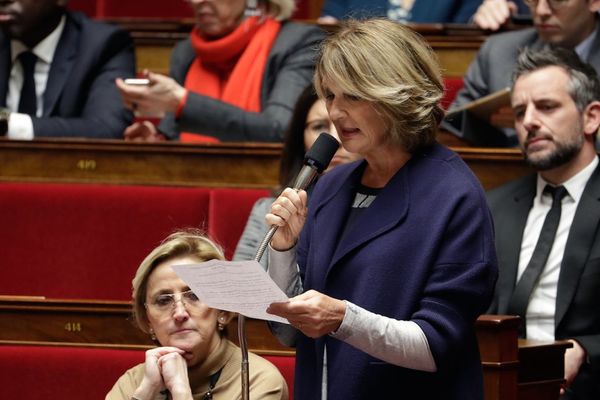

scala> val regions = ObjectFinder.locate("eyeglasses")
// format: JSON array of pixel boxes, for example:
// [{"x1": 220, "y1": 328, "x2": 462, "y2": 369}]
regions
[
  {"x1": 145, "y1": 289, "x2": 201, "y2": 315},
  {"x1": 523, "y1": 0, "x2": 571, "y2": 10}
]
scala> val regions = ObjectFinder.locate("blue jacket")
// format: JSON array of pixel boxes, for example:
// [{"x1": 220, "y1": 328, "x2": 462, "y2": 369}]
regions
[
  {"x1": 294, "y1": 143, "x2": 498, "y2": 400},
  {"x1": 321, "y1": 0, "x2": 482, "y2": 23}
]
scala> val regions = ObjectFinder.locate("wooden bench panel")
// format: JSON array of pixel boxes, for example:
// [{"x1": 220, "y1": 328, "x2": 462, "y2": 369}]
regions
[{"x1": 0, "y1": 139, "x2": 531, "y2": 190}]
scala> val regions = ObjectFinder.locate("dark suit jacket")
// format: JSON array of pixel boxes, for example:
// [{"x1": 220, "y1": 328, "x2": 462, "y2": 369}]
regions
[
  {"x1": 158, "y1": 21, "x2": 325, "y2": 141},
  {"x1": 487, "y1": 165, "x2": 600, "y2": 399},
  {"x1": 0, "y1": 11, "x2": 135, "y2": 138},
  {"x1": 294, "y1": 143, "x2": 498, "y2": 400},
  {"x1": 320, "y1": 0, "x2": 481, "y2": 23}
]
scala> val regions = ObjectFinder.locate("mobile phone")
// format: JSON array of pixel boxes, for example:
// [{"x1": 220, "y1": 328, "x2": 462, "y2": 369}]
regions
[
  {"x1": 123, "y1": 78, "x2": 150, "y2": 86},
  {"x1": 510, "y1": 14, "x2": 533, "y2": 25}
]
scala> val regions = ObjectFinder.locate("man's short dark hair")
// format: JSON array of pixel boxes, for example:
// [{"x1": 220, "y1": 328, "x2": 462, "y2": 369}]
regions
[{"x1": 512, "y1": 48, "x2": 600, "y2": 112}]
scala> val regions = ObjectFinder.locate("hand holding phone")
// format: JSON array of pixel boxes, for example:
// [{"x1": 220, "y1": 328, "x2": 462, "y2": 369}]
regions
[{"x1": 123, "y1": 78, "x2": 150, "y2": 86}]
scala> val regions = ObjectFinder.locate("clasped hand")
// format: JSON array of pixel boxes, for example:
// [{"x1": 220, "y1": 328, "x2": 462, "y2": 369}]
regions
[{"x1": 134, "y1": 346, "x2": 192, "y2": 400}]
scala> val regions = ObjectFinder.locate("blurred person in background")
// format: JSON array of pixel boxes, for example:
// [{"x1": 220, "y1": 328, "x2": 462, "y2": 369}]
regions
[
  {"x1": 450, "y1": 0, "x2": 600, "y2": 146},
  {"x1": 0, "y1": 0, "x2": 135, "y2": 139},
  {"x1": 116, "y1": 0, "x2": 324, "y2": 143},
  {"x1": 317, "y1": 0, "x2": 482, "y2": 25}
]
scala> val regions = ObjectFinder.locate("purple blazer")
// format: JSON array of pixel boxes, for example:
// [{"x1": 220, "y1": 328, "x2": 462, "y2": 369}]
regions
[{"x1": 294, "y1": 143, "x2": 498, "y2": 400}]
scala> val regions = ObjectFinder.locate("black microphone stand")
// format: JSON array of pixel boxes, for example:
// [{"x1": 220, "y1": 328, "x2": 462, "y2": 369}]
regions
[
  {"x1": 239, "y1": 225, "x2": 278, "y2": 400},
  {"x1": 238, "y1": 174, "x2": 315, "y2": 400},
  {"x1": 238, "y1": 133, "x2": 339, "y2": 400}
]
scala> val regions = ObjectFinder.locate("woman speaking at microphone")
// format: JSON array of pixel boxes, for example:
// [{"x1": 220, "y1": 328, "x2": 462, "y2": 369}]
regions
[{"x1": 265, "y1": 19, "x2": 498, "y2": 400}]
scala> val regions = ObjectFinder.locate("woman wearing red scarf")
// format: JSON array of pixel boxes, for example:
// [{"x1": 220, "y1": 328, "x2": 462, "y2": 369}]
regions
[{"x1": 116, "y1": 0, "x2": 324, "y2": 143}]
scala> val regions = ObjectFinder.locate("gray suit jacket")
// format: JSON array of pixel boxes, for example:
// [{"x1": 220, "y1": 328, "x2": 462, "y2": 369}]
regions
[
  {"x1": 449, "y1": 25, "x2": 600, "y2": 146},
  {"x1": 453, "y1": 26, "x2": 600, "y2": 107},
  {"x1": 158, "y1": 21, "x2": 325, "y2": 142},
  {"x1": 487, "y1": 164, "x2": 600, "y2": 399},
  {"x1": 0, "y1": 11, "x2": 135, "y2": 138}
]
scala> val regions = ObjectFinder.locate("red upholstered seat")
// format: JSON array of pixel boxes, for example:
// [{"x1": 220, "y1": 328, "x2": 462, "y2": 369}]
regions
[
  {"x1": 0, "y1": 345, "x2": 144, "y2": 399},
  {"x1": 0, "y1": 182, "x2": 211, "y2": 300},
  {"x1": 0, "y1": 345, "x2": 295, "y2": 400},
  {"x1": 208, "y1": 188, "x2": 270, "y2": 260},
  {"x1": 441, "y1": 77, "x2": 464, "y2": 110},
  {"x1": 263, "y1": 354, "x2": 296, "y2": 400}
]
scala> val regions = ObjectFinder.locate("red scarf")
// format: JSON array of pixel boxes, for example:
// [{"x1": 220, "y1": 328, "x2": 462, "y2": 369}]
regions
[{"x1": 181, "y1": 16, "x2": 281, "y2": 143}]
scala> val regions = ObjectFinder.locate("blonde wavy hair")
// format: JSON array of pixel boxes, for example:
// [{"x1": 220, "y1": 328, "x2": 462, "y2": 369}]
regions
[
  {"x1": 131, "y1": 229, "x2": 225, "y2": 333},
  {"x1": 265, "y1": 0, "x2": 295, "y2": 20},
  {"x1": 314, "y1": 19, "x2": 445, "y2": 153}
]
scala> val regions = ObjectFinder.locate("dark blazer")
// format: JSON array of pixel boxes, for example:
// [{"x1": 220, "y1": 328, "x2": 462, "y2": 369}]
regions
[
  {"x1": 320, "y1": 0, "x2": 481, "y2": 23},
  {"x1": 158, "y1": 21, "x2": 325, "y2": 141},
  {"x1": 487, "y1": 164, "x2": 600, "y2": 399},
  {"x1": 294, "y1": 143, "x2": 498, "y2": 400},
  {"x1": 0, "y1": 11, "x2": 135, "y2": 138}
]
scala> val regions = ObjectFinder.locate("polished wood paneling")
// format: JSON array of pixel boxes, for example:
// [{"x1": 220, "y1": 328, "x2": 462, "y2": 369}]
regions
[
  {"x1": 518, "y1": 340, "x2": 571, "y2": 400},
  {"x1": 455, "y1": 146, "x2": 534, "y2": 190},
  {"x1": 0, "y1": 296, "x2": 289, "y2": 354},
  {"x1": 0, "y1": 297, "x2": 569, "y2": 399},
  {"x1": 0, "y1": 138, "x2": 530, "y2": 190},
  {"x1": 0, "y1": 138, "x2": 281, "y2": 189},
  {"x1": 0, "y1": 296, "x2": 152, "y2": 350}
]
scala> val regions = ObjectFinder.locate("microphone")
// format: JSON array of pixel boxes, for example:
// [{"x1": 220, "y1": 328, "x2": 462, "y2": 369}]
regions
[
  {"x1": 291, "y1": 131, "x2": 341, "y2": 191},
  {"x1": 257, "y1": 131, "x2": 340, "y2": 258},
  {"x1": 238, "y1": 132, "x2": 339, "y2": 400}
]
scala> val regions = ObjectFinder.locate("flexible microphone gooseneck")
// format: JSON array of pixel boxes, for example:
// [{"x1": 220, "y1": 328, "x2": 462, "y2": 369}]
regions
[{"x1": 239, "y1": 132, "x2": 340, "y2": 400}]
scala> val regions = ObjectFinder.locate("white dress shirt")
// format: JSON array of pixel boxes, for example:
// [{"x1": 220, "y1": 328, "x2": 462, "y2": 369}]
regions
[
  {"x1": 519, "y1": 156, "x2": 598, "y2": 340},
  {"x1": 6, "y1": 16, "x2": 65, "y2": 140}
]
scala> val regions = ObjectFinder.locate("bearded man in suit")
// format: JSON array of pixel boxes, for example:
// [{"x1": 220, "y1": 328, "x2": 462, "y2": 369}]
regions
[{"x1": 487, "y1": 47, "x2": 600, "y2": 399}]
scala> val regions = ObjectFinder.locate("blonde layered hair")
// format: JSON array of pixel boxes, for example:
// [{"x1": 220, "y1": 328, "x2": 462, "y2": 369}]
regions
[
  {"x1": 266, "y1": 0, "x2": 295, "y2": 20},
  {"x1": 131, "y1": 230, "x2": 225, "y2": 333},
  {"x1": 314, "y1": 19, "x2": 444, "y2": 153}
]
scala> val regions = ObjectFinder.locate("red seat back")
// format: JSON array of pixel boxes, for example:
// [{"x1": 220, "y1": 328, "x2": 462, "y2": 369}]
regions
[
  {"x1": 263, "y1": 354, "x2": 296, "y2": 400},
  {"x1": 208, "y1": 188, "x2": 270, "y2": 260},
  {"x1": 0, "y1": 182, "x2": 211, "y2": 300},
  {"x1": 0, "y1": 345, "x2": 144, "y2": 399}
]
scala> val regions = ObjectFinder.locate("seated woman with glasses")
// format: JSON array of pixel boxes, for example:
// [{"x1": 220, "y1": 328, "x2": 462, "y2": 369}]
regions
[{"x1": 106, "y1": 230, "x2": 288, "y2": 400}]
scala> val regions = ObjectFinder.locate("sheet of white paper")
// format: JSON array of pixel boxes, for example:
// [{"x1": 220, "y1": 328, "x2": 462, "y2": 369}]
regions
[{"x1": 172, "y1": 260, "x2": 290, "y2": 324}]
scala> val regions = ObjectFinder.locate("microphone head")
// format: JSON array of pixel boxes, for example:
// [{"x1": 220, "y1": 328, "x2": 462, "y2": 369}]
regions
[{"x1": 304, "y1": 132, "x2": 340, "y2": 173}]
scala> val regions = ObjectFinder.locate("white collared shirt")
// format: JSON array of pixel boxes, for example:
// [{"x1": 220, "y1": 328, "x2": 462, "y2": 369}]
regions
[
  {"x1": 6, "y1": 15, "x2": 65, "y2": 140},
  {"x1": 519, "y1": 156, "x2": 598, "y2": 340}
]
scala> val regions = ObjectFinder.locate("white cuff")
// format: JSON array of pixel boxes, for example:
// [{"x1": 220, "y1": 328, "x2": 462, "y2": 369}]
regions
[{"x1": 7, "y1": 112, "x2": 34, "y2": 140}]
